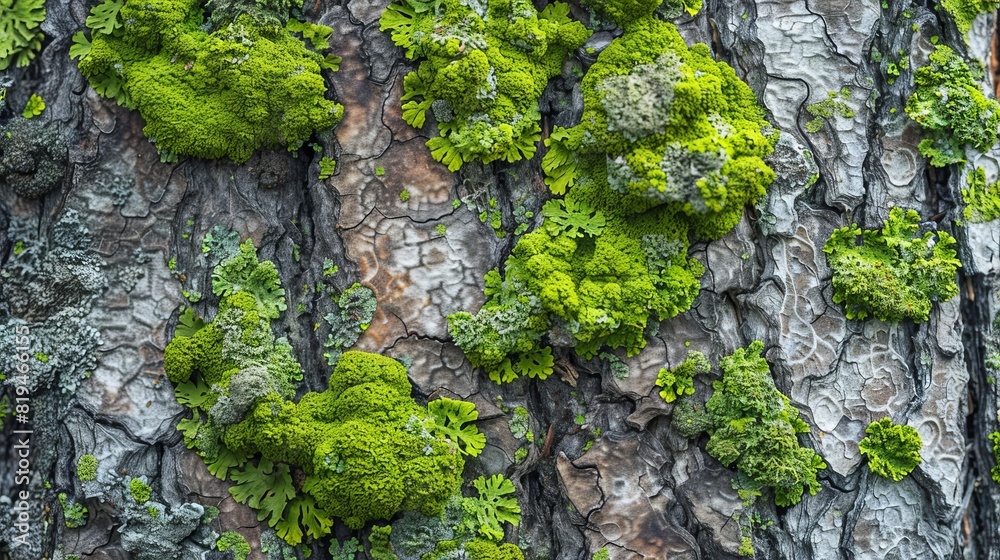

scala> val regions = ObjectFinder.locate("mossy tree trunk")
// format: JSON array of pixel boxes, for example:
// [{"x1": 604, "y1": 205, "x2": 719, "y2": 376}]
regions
[{"x1": 2, "y1": 0, "x2": 1000, "y2": 559}]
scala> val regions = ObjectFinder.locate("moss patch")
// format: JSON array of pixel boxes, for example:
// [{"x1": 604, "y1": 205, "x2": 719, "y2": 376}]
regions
[
  {"x1": 380, "y1": 0, "x2": 590, "y2": 170},
  {"x1": 823, "y1": 207, "x2": 961, "y2": 323},
  {"x1": 71, "y1": 0, "x2": 343, "y2": 162}
]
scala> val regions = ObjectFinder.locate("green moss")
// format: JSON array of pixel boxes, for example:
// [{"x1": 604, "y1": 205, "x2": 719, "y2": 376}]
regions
[
  {"x1": 166, "y1": 241, "x2": 477, "y2": 542},
  {"x1": 450, "y1": 17, "x2": 774, "y2": 380},
  {"x1": 399, "y1": 189, "x2": 411, "y2": 202},
  {"x1": 77, "y1": 454, "x2": 99, "y2": 482},
  {"x1": 823, "y1": 207, "x2": 961, "y2": 323},
  {"x1": 21, "y1": 93, "x2": 45, "y2": 119},
  {"x1": 130, "y1": 478, "x2": 152, "y2": 504},
  {"x1": 71, "y1": 0, "x2": 343, "y2": 163},
  {"x1": 905, "y1": 45, "x2": 1000, "y2": 167},
  {"x1": 380, "y1": 0, "x2": 590, "y2": 170},
  {"x1": 369, "y1": 525, "x2": 398, "y2": 560},
  {"x1": 858, "y1": 418, "x2": 922, "y2": 481},
  {"x1": 990, "y1": 431, "x2": 1000, "y2": 484},
  {"x1": 592, "y1": 548, "x2": 610, "y2": 560},
  {"x1": 319, "y1": 157, "x2": 337, "y2": 180},
  {"x1": 962, "y1": 167, "x2": 1000, "y2": 222},
  {"x1": 705, "y1": 341, "x2": 826, "y2": 507},
  {"x1": 940, "y1": 0, "x2": 1000, "y2": 34},
  {"x1": 217, "y1": 531, "x2": 251, "y2": 560},
  {"x1": 0, "y1": 0, "x2": 45, "y2": 70},
  {"x1": 59, "y1": 493, "x2": 89, "y2": 528},
  {"x1": 656, "y1": 351, "x2": 708, "y2": 403}
]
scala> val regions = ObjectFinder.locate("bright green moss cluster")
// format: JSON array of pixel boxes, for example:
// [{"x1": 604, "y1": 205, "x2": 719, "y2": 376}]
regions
[
  {"x1": 705, "y1": 341, "x2": 826, "y2": 507},
  {"x1": 905, "y1": 45, "x2": 1000, "y2": 167},
  {"x1": 129, "y1": 478, "x2": 152, "y2": 504},
  {"x1": 858, "y1": 418, "x2": 923, "y2": 481},
  {"x1": 822, "y1": 207, "x2": 961, "y2": 323},
  {"x1": 990, "y1": 431, "x2": 1000, "y2": 484},
  {"x1": 71, "y1": 0, "x2": 343, "y2": 162},
  {"x1": 656, "y1": 351, "x2": 709, "y2": 403},
  {"x1": 77, "y1": 454, "x2": 99, "y2": 482},
  {"x1": 449, "y1": 16, "x2": 775, "y2": 380},
  {"x1": 216, "y1": 531, "x2": 251, "y2": 560},
  {"x1": 379, "y1": 0, "x2": 590, "y2": 170},
  {"x1": 940, "y1": 0, "x2": 1000, "y2": 34},
  {"x1": 0, "y1": 0, "x2": 45, "y2": 70},
  {"x1": 165, "y1": 239, "x2": 479, "y2": 543},
  {"x1": 962, "y1": 167, "x2": 1000, "y2": 222}
]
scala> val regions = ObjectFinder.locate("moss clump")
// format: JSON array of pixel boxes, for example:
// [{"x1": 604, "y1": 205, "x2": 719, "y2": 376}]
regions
[
  {"x1": 59, "y1": 493, "x2": 89, "y2": 528},
  {"x1": 656, "y1": 351, "x2": 709, "y2": 403},
  {"x1": 129, "y1": 478, "x2": 152, "y2": 504},
  {"x1": 704, "y1": 342, "x2": 826, "y2": 507},
  {"x1": 77, "y1": 454, "x2": 99, "y2": 482},
  {"x1": 71, "y1": 0, "x2": 343, "y2": 163},
  {"x1": 449, "y1": 16, "x2": 775, "y2": 380},
  {"x1": 0, "y1": 0, "x2": 45, "y2": 70},
  {"x1": 940, "y1": 0, "x2": 1000, "y2": 34},
  {"x1": 962, "y1": 167, "x2": 1000, "y2": 222},
  {"x1": 380, "y1": 0, "x2": 590, "y2": 170},
  {"x1": 858, "y1": 418, "x2": 922, "y2": 481},
  {"x1": 165, "y1": 240, "x2": 478, "y2": 542},
  {"x1": 822, "y1": 207, "x2": 961, "y2": 323},
  {"x1": 905, "y1": 45, "x2": 1000, "y2": 167},
  {"x1": 217, "y1": 531, "x2": 251, "y2": 560}
]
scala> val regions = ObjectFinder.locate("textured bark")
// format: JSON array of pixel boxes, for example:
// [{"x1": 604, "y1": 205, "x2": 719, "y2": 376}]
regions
[{"x1": 2, "y1": 0, "x2": 1000, "y2": 559}]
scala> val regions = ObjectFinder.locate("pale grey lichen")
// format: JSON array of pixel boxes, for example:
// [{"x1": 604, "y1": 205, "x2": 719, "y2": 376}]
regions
[
  {"x1": 599, "y1": 52, "x2": 681, "y2": 142},
  {"x1": 0, "y1": 209, "x2": 106, "y2": 393},
  {"x1": 0, "y1": 117, "x2": 68, "y2": 199}
]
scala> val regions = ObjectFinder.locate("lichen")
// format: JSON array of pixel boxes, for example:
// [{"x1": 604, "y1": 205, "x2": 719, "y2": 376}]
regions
[
  {"x1": 165, "y1": 241, "x2": 482, "y2": 541},
  {"x1": 703, "y1": 341, "x2": 826, "y2": 507},
  {"x1": 0, "y1": 210, "x2": 106, "y2": 394},
  {"x1": 905, "y1": 45, "x2": 1000, "y2": 167},
  {"x1": 0, "y1": 0, "x2": 45, "y2": 70},
  {"x1": 71, "y1": 0, "x2": 343, "y2": 162},
  {"x1": 76, "y1": 455, "x2": 99, "y2": 482},
  {"x1": 0, "y1": 117, "x2": 69, "y2": 199},
  {"x1": 380, "y1": 0, "x2": 590, "y2": 170},
  {"x1": 939, "y1": 0, "x2": 1000, "y2": 34},
  {"x1": 962, "y1": 167, "x2": 1000, "y2": 223},
  {"x1": 656, "y1": 351, "x2": 709, "y2": 403},
  {"x1": 858, "y1": 418, "x2": 923, "y2": 481},
  {"x1": 823, "y1": 207, "x2": 961, "y2": 323},
  {"x1": 449, "y1": 15, "x2": 775, "y2": 379}
]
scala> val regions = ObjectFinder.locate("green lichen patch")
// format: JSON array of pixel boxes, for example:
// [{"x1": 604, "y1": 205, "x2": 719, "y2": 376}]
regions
[
  {"x1": 380, "y1": 0, "x2": 590, "y2": 170},
  {"x1": 905, "y1": 45, "x2": 1000, "y2": 167},
  {"x1": 962, "y1": 167, "x2": 1000, "y2": 222},
  {"x1": 449, "y1": 16, "x2": 775, "y2": 380},
  {"x1": 59, "y1": 493, "x2": 89, "y2": 528},
  {"x1": 165, "y1": 240, "x2": 483, "y2": 542},
  {"x1": 77, "y1": 454, "x2": 99, "y2": 482},
  {"x1": 129, "y1": 478, "x2": 152, "y2": 504},
  {"x1": 0, "y1": 0, "x2": 45, "y2": 70},
  {"x1": 71, "y1": 0, "x2": 343, "y2": 162},
  {"x1": 940, "y1": 0, "x2": 1000, "y2": 34},
  {"x1": 217, "y1": 531, "x2": 252, "y2": 560},
  {"x1": 656, "y1": 351, "x2": 709, "y2": 403},
  {"x1": 704, "y1": 341, "x2": 826, "y2": 507},
  {"x1": 858, "y1": 418, "x2": 923, "y2": 481},
  {"x1": 822, "y1": 207, "x2": 961, "y2": 323},
  {"x1": 804, "y1": 88, "x2": 854, "y2": 133},
  {"x1": 990, "y1": 431, "x2": 1000, "y2": 484}
]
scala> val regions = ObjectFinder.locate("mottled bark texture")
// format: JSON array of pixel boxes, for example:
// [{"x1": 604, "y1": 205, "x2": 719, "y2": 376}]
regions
[{"x1": 2, "y1": 0, "x2": 1000, "y2": 559}]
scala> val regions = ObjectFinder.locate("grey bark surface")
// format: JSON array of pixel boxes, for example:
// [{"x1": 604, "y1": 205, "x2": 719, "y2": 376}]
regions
[{"x1": 2, "y1": 0, "x2": 1000, "y2": 559}]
